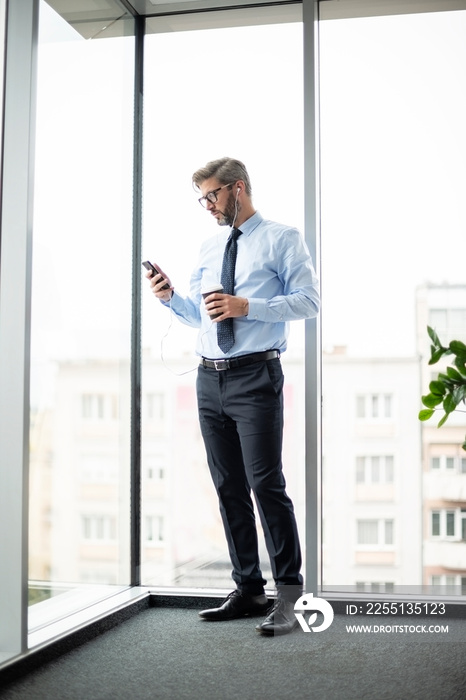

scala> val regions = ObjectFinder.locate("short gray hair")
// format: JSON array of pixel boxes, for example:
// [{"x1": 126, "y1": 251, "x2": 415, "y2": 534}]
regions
[{"x1": 192, "y1": 157, "x2": 252, "y2": 197}]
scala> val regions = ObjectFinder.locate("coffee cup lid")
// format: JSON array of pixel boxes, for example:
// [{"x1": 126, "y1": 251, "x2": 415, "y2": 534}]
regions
[{"x1": 202, "y1": 284, "x2": 223, "y2": 295}]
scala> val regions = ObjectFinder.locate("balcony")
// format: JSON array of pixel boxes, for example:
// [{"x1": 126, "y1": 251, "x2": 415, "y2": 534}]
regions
[
  {"x1": 424, "y1": 540, "x2": 466, "y2": 570},
  {"x1": 424, "y1": 473, "x2": 466, "y2": 503}
]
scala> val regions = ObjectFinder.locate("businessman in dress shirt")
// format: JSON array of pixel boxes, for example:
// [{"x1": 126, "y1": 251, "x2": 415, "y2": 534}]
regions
[{"x1": 146, "y1": 157, "x2": 319, "y2": 636}]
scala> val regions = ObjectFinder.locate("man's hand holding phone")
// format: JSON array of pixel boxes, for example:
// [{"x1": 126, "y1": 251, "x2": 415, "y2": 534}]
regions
[{"x1": 142, "y1": 261, "x2": 173, "y2": 302}]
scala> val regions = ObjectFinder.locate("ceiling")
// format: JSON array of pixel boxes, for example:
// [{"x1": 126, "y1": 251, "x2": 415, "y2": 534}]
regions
[
  {"x1": 44, "y1": 0, "x2": 466, "y2": 39},
  {"x1": 44, "y1": 0, "x2": 299, "y2": 38}
]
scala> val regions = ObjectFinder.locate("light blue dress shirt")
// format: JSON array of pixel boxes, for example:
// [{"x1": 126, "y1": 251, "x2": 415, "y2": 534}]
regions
[{"x1": 163, "y1": 211, "x2": 320, "y2": 359}]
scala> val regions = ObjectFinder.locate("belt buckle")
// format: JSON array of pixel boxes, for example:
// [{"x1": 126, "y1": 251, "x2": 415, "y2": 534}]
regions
[{"x1": 214, "y1": 359, "x2": 230, "y2": 371}]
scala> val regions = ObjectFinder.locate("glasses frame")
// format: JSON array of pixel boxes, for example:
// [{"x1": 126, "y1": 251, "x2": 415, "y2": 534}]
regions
[{"x1": 198, "y1": 182, "x2": 234, "y2": 208}]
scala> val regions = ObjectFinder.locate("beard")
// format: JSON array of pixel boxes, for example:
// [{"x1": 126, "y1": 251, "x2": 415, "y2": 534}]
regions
[{"x1": 215, "y1": 191, "x2": 238, "y2": 227}]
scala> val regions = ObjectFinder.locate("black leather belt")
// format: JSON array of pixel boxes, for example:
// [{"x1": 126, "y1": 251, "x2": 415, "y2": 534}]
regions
[{"x1": 200, "y1": 350, "x2": 280, "y2": 371}]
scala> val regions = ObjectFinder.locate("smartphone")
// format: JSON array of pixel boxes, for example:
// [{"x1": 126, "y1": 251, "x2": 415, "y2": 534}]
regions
[{"x1": 142, "y1": 260, "x2": 170, "y2": 290}]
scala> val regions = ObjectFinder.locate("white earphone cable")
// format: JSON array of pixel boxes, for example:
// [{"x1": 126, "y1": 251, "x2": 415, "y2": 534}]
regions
[{"x1": 159, "y1": 185, "x2": 240, "y2": 375}]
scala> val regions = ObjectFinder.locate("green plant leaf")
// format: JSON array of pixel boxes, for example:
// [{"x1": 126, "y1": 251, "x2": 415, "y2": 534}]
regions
[
  {"x1": 429, "y1": 380, "x2": 446, "y2": 396},
  {"x1": 437, "y1": 372, "x2": 454, "y2": 388},
  {"x1": 440, "y1": 372, "x2": 454, "y2": 384},
  {"x1": 446, "y1": 366, "x2": 463, "y2": 382},
  {"x1": 453, "y1": 385, "x2": 466, "y2": 405},
  {"x1": 427, "y1": 326, "x2": 441, "y2": 347},
  {"x1": 419, "y1": 409, "x2": 435, "y2": 421},
  {"x1": 450, "y1": 340, "x2": 466, "y2": 355},
  {"x1": 429, "y1": 347, "x2": 449, "y2": 365},
  {"x1": 438, "y1": 413, "x2": 449, "y2": 428},
  {"x1": 443, "y1": 393, "x2": 458, "y2": 414},
  {"x1": 422, "y1": 327, "x2": 466, "y2": 446},
  {"x1": 422, "y1": 394, "x2": 443, "y2": 408},
  {"x1": 453, "y1": 356, "x2": 466, "y2": 376}
]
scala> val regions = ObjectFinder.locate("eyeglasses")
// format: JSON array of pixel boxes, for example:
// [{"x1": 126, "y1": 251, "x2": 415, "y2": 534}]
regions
[{"x1": 198, "y1": 183, "x2": 234, "y2": 208}]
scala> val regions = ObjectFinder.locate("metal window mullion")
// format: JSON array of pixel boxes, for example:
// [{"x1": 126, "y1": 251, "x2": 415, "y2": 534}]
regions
[
  {"x1": 303, "y1": 0, "x2": 321, "y2": 595},
  {"x1": 0, "y1": 0, "x2": 39, "y2": 654},
  {"x1": 130, "y1": 13, "x2": 145, "y2": 587}
]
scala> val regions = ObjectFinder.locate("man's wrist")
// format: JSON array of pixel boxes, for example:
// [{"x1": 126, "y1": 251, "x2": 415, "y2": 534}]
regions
[{"x1": 160, "y1": 289, "x2": 174, "y2": 304}]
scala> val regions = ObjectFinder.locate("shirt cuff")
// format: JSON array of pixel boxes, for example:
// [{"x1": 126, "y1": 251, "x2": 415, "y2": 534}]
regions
[{"x1": 247, "y1": 297, "x2": 267, "y2": 321}]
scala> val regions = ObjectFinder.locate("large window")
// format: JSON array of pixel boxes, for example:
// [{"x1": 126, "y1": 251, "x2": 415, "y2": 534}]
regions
[
  {"x1": 320, "y1": 3, "x2": 466, "y2": 594},
  {"x1": 141, "y1": 7, "x2": 306, "y2": 589},
  {"x1": 28, "y1": 1, "x2": 135, "y2": 614}
]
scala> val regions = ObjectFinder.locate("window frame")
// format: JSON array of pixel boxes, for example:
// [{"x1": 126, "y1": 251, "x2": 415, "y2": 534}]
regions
[
  {"x1": 356, "y1": 518, "x2": 395, "y2": 548},
  {"x1": 430, "y1": 508, "x2": 465, "y2": 541},
  {"x1": 3, "y1": 0, "x2": 466, "y2": 671}
]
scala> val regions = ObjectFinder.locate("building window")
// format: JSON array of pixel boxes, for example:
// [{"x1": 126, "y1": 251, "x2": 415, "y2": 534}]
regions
[
  {"x1": 145, "y1": 515, "x2": 164, "y2": 544},
  {"x1": 429, "y1": 309, "x2": 448, "y2": 335},
  {"x1": 356, "y1": 581, "x2": 395, "y2": 593},
  {"x1": 358, "y1": 520, "x2": 378, "y2": 545},
  {"x1": 82, "y1": 515, "x2": 117, "y2": 541},
  {"x1": 357, "y1": 519, "x2": 394, "y2": 546},
  {"x1": 446, "y1": 511, "x2": 455, "y2": 537},
  {"x1": 146, "y1": 454, "x2": 166, "y2": 481},
  {"x1": 356, "y1": 455, "x2": 394, "y2": 484},
  {"x1": 432, "y1": 511, "x2": 440, "y2": 537},
  {"x1": 146, "y1": 393, "x2": 164, "y2": 421},
  {"x1": 82, "y1": 394, "x2": 105, "y2": 420},
  {"x1": 384, "y1": 519, "x2": 394, "y2": 545},
  {"x1": 147, "y1": 465, "x2": 165, "y2": 481},
  {"x1": 356, "y1": 394, "x2": 393, "y2": 420},
  {"x1": 81, "y1": 394, "x2": 118, "y2": 421},
  {"x1": 429, "y1": 307, "x2": 466, "y2": 339},
  {"x1": 430, "y1": 455, "x2": 466, "y2": 473},
  {"x1": 431, "y1": 509, "x2": 464, "y2": 539},
  {"x1": 356, "y1": 395, "x2": 365, "y2": 419},
  {"x1": 431, "y1": 575, "x2": 466, "y2": 594}
]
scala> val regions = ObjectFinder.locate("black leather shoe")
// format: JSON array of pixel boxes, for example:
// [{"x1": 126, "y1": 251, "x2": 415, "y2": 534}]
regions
[
  {"x1": 199, "y1": 590, "x2": 269, "y2": 621},
  {"x1": 255, "y1": 599, "x2": 299, "y2": 636}
]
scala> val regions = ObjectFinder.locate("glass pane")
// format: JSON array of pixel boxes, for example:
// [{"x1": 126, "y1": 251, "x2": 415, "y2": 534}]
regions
[
  {"x1": 29, "y1": 2, "x2": 134, "y2": 613},
  {"x1": 356, "y1": 457, "x2": 365, "y2": 483},
  {"x1": 141, "y1": 17, "x2": 305, "y2": 589},
  {"x1": 357, "y1": 521, "x2": 378, "y2": 546},
  {"x1": 432, "y1": 513, "x2": 440, "y2": 538},
  {"x1": 356, "y1": 396, "x2": 365, "y2": 418},
  {"x1": 385, "y1": 456, "x2": 394, "y2": 483},
  {"x1": 320, "y1": 7, "x2": 466, "y2": 595},
  {"x1": 385, "y1": 520, "x2": 394, "y2": 546},
  {"x1": 370, "y1": 457, "x2": 380, "y2": 483},
  {"x1": 446, "y1": 512, "x2": 456, "y2": 538}
]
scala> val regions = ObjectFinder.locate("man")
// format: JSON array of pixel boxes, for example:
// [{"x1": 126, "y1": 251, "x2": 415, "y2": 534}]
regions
[{"x1": 146, "y1": 157, "x2": 319, "y2": 636}]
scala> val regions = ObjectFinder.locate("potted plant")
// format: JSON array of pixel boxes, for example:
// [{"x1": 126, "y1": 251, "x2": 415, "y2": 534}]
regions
[{"x1": 419, "y1": 326, "x2": 466, "y2": 451}]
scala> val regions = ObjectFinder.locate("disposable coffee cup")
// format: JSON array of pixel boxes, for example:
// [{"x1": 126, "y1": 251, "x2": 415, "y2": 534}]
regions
[{"x1": 202, "y1": 284, "x2": 223, "y2": 319}]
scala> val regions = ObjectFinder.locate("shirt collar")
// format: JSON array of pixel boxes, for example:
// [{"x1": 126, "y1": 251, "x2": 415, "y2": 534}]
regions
[{"x1": 233, "y1": 210, "x2": 263, "y2": 237}]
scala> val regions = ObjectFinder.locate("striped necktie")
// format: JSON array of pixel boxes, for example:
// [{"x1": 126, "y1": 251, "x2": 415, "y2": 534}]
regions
[{"x1": 217, "y1": 227, "x2": 242, "y2": 353}]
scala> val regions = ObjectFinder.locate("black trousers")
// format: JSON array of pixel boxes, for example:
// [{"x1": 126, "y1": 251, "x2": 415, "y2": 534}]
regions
[{"x1": 196, "y1": 356, "x2": 303, "y2": 598}]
